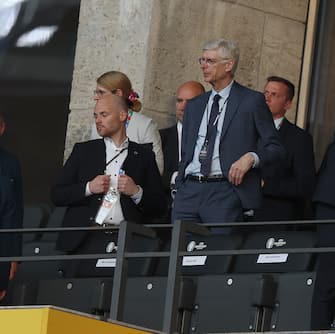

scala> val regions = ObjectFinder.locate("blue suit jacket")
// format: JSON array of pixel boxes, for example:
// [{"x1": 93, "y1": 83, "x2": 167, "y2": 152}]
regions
[{"x1": 176, "y1": 81, "x2": 285, "y2": 209}]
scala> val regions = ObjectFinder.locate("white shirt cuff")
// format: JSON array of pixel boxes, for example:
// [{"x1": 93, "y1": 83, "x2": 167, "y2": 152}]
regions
[
  {"x1": 85, "y1": 182, "x2": 93, "y2": 196},
  {"x1": 249, "y1": 152, "x2": 259, "y2": 168},
  {"x1": 170, "y1": 171, "x2": 178, "y2": 187},
  {"x1": 131, "y1": 185, "x2": 143, "y2": 204}
]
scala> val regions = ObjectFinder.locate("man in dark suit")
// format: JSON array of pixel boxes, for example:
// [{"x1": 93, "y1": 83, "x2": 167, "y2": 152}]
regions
[
  {"x1": 160, "y1": 81, "x2": 205, "y2": 211},
  {"x1": 310, "y1": 138, "x2": 335, "y2": 330},
  {"x1": 52, "y1": 95, "x2": 166, "y2": 276},
  {"x1": 0, "y1": 112, "x2": 23, "y2": 300},
  {"x1": 172, "y1": 38, "x2": 285, "y2": 225},
  {"x1": 0, "y1": 174, "x2": 16, "y2": 300},
  {"x1": 255, "y1": 76, "x2": 316, "y2": 221}
]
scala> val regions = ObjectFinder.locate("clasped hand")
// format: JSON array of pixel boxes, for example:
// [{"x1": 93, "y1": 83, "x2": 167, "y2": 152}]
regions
[{"x1": 89, "y1": 174, "x2": 138, "y2": 196}]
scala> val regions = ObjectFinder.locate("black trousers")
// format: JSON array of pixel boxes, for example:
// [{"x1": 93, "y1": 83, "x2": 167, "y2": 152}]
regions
[{"x1": 311, "y1": 203, "x2": 335, "y2": 330}]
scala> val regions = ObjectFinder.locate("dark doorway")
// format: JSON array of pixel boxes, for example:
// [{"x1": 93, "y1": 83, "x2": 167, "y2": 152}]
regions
[{"x1": 0, "y1": 0, "x2": 81, "y2": 204}]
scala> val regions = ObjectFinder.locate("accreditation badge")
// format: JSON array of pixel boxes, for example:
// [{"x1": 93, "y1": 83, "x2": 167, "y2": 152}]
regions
[{"x1": 95, "y1": 187, "x2": 118, "y2": 225}]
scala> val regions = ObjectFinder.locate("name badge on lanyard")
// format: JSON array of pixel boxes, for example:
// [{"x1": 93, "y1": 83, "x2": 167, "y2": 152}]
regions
[
  {"x1": 95, "y1": 187, "x2": 118, "y2": 225},
  {"x1": 199, "y1": 140, "x2": 209, "y2": 161}
]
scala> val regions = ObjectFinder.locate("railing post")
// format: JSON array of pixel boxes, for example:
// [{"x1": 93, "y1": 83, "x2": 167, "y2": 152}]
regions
[
  {"x1": 162, "y1": 220, "x2": 209, "y2": 333},
  {"x1": 109, "y1": 221, "x2": 156, "y2": 321}
]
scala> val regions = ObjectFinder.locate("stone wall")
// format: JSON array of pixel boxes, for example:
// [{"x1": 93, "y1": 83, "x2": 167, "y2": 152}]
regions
[{"x1": 65, "y1": 0, "x2": 309, "y2": 158}]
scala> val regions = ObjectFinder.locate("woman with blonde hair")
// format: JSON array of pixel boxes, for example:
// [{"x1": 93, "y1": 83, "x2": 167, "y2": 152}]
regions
[{"x1": 91, "y1": 71, "x2": 163, "y2": 174}]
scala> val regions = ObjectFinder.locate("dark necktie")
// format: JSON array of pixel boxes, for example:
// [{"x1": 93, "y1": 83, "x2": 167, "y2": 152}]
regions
[{"x1": 200, "y1": 94, "x2": 221, "y2": 176}]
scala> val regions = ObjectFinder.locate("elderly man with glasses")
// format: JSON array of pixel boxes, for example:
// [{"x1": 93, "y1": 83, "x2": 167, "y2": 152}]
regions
[{"x1": 172, "y1": 38, "x2": 285, "y2": 228}]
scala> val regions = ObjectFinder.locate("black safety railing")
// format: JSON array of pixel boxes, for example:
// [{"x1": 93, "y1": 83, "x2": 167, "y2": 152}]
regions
[{"x1": 1, "y1": 219, "x2": 335, "y2": 333}]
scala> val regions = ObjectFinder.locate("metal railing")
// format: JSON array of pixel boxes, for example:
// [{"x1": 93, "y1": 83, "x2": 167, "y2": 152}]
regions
[{"x1": 1, "y1": 219, "x2": 335, "y2": 333}]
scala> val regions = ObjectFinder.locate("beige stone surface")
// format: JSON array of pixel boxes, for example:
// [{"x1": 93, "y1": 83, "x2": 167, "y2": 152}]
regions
[
  {"x1": 67, "y1": 0, "x2": 154, "y2": 156},
  {"x1": 64, "y1": 108, "x2": 93, "y2": 159},
  {"x1": 65, "y1": 0, "x2": 310, "y2": 155},
  {"x1": 258, "y1": 14, "x2": 306, "y2": 121},
  {"x1": 143, "y1": 0, "x2": 266, "y2": 126},
  {"x1": 235, "y1": 0, "x2": 309, "y2": 22}
]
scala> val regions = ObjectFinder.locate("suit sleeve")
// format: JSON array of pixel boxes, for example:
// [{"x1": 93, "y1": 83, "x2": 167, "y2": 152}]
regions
[
  {"x1": 11, "y1": 159, "x2": 23, "y2": 256},
  {"x1": 253, "y1": 93, "x2": 286, "y2": 166},
  {"x1": 136, "y1": 149, "x2": 167, "y2": 218},
  {"x1": 51, "y1": 144, "x2": 88, "y2": 207},
  {"x1": 262, "y1": 132, "x2": 316, "y2": 199},
  {"x1": 0, "y1": 175, "x2": 16, "y2": 257},
  {"x1": 313, "y1": 142, "x2": 335, "y2": 206}
]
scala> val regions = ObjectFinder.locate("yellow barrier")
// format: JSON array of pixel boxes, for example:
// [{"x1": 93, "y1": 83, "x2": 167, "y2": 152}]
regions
[{"x1": 0, "y1": 306, "x2": 159, "y2": 334}]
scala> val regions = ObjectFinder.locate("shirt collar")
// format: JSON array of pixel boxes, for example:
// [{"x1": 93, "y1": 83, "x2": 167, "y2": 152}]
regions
[
  {"x1": 210, "y1": 79, "x2": 234, "y2": 100},
  {"x1": 274, "y1": 117, "x2": 284, "y2": 130},
  {"x1": 104, "y1": 137, "x2": 129, "y2": 150}
]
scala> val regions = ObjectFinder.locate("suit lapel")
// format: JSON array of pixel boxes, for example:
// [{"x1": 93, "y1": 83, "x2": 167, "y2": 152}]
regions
[
  {"x1": 95, "y1": 139, "x2": 107, "y2": 174},
  {"x1": 220, "y1": 81, "x2": 245, "y2": 141},
  {"x1": 122, "y1": 142, "x2": 139, "y2": 173},
  {"x1": 278, "y1": 118, "x2": 289, "y2": 136},
  {"x1": 172, "y1": 125, "x2": 179, "y2": 166}
]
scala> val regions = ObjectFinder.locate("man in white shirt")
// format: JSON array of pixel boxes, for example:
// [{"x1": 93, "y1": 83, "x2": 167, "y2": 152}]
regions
[
  {"x1": 172, "y1": 38, "x2": 285, "y2": 225},
  {"x1": 160, "y1": 81, "x2": 205, "y2": 204},
  {"x1": 52, "y1": 95, "x2": 166, "y2": 277}
]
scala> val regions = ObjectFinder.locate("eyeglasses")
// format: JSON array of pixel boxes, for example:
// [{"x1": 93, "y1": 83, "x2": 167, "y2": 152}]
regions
[
  {"x1": 93, "y1": 89, "x2": 117, "y2": 97},
  {"x1": 198, "y1": 57, "x2": 231, "y2": 66}
]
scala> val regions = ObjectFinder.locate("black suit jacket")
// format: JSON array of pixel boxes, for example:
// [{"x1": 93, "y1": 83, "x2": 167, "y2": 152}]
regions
[
  {"x1": 160, "y1": 124, "x2": 179, "y2": 193},
  {"x1": 51, "y1": 139, "x2": 166, "y2": 252},
  {"x1": 258, "y1": 118, "x2": 316, "y2": 220},
  {"x1": 313, "y1": 139, "x2": 335, "y2": 207},
  {"x1": 0, "y1": 174, "x2": 15, "y2": 290},
  {"x1": 0, "y1": 147, "x2": 23, "y2": 257},
  {"x1": 176, "y1": 81, "x2": 285, "y2": 209}
]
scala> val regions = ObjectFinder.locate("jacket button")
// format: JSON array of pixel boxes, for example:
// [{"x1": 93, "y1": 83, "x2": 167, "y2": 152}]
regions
[{"x1": 89, "y1": 217, "x2": 94, "y2": 221}]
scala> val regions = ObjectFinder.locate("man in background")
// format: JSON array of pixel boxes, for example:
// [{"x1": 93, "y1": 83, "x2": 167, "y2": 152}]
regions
[
  {"x1": 255, "y1": 76, "x2": 316, "y2": 222},
  {"x1": 0, "y1": 111, "x2": 24, "y2": 300},
  {"x1": 311, "y1": 137, "x2": 335, "y2": 330},
  {"x1": 160, "y1": 81, "x2": 205, "y2": 211}
]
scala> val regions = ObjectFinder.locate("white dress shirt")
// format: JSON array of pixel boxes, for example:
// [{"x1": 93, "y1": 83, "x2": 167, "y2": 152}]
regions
[{"x1": 86, "y1": 137, "x2": 142, "y2": 225}]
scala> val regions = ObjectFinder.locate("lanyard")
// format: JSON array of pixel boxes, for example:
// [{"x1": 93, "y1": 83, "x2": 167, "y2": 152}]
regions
[
  {"x1": 205, "y1": 96, "x2": 229, "y2": 140},
  {"x1": 105, "y1": 148, "x2": 128, "y2": 169}
]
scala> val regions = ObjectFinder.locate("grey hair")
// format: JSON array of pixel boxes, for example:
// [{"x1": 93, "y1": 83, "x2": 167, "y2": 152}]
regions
[{"x1": 202, "y1": 38, "x2": 240, "y2": 74}]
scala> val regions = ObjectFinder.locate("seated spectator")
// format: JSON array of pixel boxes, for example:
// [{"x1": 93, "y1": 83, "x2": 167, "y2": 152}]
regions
[{"x1": 91, "y1": 71, "x2": 164, "y2": 174}]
